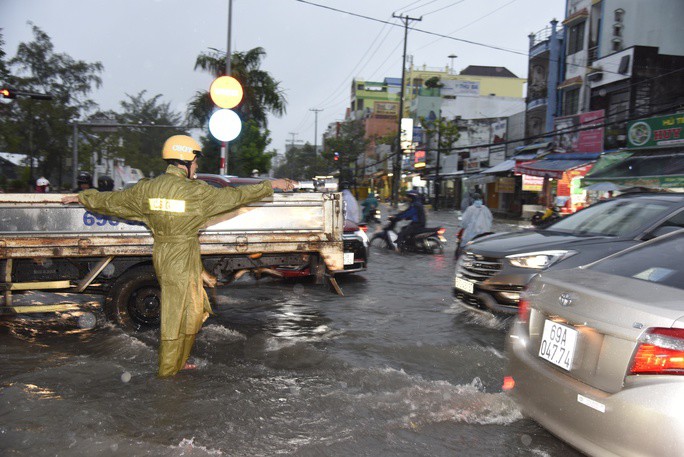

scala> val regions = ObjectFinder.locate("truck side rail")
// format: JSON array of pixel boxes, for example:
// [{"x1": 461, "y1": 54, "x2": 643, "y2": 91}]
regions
[{"x1": 0, "y1": 192, "x2": 344, "y2": 271}]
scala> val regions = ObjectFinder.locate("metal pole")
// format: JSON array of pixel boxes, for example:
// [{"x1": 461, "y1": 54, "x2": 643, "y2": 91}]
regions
[
  {"x1": 391, "y1": 13, "x2": 422, "y2": 208},
  {"x1": 72, "y1": 123, "x2": 78, "y2": 189},
  {"x1": 221, "y1": 0, "x2": 233, "y2": 175}
]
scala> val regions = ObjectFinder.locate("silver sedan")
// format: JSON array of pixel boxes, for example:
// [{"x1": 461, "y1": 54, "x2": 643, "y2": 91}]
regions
[{"x1": 505, "y1": 230, "x2": 684, "y2": 457}]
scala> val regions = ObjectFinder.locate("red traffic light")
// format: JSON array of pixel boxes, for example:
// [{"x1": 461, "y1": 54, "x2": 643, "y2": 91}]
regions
[
  {"x1": 1, "y1": 88, "x2": 16, "y2": 99},
  {"x1": 334, "y1": 152, "x2": 339, "y2": 161}
]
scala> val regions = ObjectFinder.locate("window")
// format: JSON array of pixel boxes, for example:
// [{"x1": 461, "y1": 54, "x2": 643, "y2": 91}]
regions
[
  {"x1": 564, "y1": 88, "x2": 580, "y2": 115},
  {"x1": 590, "y1": 233, "x2": 684, "y2": 290},
  {"x1": 567, "y1": 22, "x2": 585, "y2": 55}
]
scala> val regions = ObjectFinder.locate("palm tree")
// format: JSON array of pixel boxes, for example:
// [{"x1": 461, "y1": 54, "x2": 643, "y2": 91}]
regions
[{"x1": 187, "y1": 47, "x2": 286, "y2": 128}]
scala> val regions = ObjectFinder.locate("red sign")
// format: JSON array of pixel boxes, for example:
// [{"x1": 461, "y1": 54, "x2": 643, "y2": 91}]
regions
[{"x1": 554, "y1": 110, "x2": 605, "y2": 153}]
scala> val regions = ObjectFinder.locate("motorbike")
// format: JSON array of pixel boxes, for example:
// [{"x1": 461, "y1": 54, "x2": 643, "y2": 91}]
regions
[
  {"x1": 363, "y1": 208, "x2": 381, "y2": 224},
  {"x1": 531, "y1": 206, "x2": 562, "y2": 227},
  {"x1": 370, "y1": 216, "x2": 446, "y2": 254}
]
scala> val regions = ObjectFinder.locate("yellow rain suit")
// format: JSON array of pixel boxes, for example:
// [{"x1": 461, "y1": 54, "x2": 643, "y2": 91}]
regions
[{"x1": 78, "y1": 165, "x2": 273, "y2": 377}]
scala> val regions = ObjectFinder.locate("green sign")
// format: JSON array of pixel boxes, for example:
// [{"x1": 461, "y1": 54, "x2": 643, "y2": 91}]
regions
[{"x1": 627, "y1": 113, "x2": 684, "y2": 148}]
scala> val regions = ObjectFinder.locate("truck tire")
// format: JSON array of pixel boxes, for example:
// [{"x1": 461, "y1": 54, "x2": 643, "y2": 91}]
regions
[{"x1": 105, "y1": 265, "x2": 160, "y2": 331}]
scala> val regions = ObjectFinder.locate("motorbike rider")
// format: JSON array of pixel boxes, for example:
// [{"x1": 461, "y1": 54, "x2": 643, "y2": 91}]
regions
[
  {"x1": 361, "y1": 191, "x2": 379, "y2": 223},
  {"x1": 35, "y1": 177, "x2": 50, "y2": 193},
  {"x1": 394, "y1": 190, "x2": 426, "y2": 251},
  {"x1": 74, "y1": 171, "x2": 93, "y2": 192}
]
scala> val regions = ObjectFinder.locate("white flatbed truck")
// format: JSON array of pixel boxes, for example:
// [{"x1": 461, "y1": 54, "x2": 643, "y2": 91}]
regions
[{"x1": 0, "y1": 192, "x2": 344, "y2": 329}]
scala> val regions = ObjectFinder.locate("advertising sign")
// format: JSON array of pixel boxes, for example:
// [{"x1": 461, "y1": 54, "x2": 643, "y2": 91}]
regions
[
  {"x1": 442, "y1": 80, "x2": 480, "y2": 96},
  {"x1": 413, "y1": 150, "x2": 426, "y2": 169},
  {"x1": 522, "y1": 174, "x2": 544, "y2": 192},
  {"x1": 400, "y1": 118, "x2": 413, "y2": 152},
  {"x1": 554, "y1": 109, "x2": 605, "y2": 153},
  {"x1": 491, "y1": 119, "x2": 507, "y2": 143},
  {"x1": 489, "y1": 145, "x2": 506, "y2": 166},
  {"x1": 627, "y1": 113, "x2": 684, "y2": 148},
  {"x1": 374, "y1": 101, "x2": 399, "y2": 117},
  {"x1": 496, "y1": 177, "x2": 515, "y2": 193}
]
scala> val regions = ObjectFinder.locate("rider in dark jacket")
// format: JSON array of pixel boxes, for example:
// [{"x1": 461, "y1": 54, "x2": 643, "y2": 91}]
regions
[{"x1": 395, "y1": 190, "x2": 426, "y2": 249}]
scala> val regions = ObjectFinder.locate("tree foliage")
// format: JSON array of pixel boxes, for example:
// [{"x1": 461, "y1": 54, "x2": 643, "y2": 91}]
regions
[
  {"x1": 323, "y1": 119, "x2": 368, "y2": 183},
  {"x1": 0, "y1": 23, "x2": 103, "y2": 189},
  {"x1": 420, "y1": 115, "x2": 461, "y2": 166},
  {"x1": 188, "y1": 47, "x2": 286, "y2": 175},
  {"x1": 273, "y1": 143, "x2": 328, "y2": 181}
]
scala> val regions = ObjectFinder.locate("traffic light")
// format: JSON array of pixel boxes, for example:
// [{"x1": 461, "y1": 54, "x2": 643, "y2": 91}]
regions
[
  {"x1": 1, "y1": 88, "x2": 52, "y2": 100},
  {"x1": 1, "y1": 88, "x2": 16, "y2": 99},
  {"x1": 334, "y1": 151, "x2": 339, "y2": 161}
]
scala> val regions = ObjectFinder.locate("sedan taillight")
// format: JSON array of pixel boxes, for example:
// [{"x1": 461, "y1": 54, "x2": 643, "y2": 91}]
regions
[{"x1": 629, "y1": 328, "x2": 684, "y2": 375}]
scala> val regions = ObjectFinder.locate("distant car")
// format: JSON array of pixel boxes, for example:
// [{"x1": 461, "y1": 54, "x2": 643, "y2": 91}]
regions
[
  {"x1": 505, "y1": 230, "x2": 684, "y2": 457},
  {"x1": 454, "y1": 192, "x2": 684, "y2": 315},
  {"x1": 196, "y1": 173, "x2": 368, "y2": 276}
]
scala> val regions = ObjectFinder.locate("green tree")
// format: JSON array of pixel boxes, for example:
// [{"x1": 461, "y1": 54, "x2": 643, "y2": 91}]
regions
[
  {"x1": 274, "y1": 143, "x2": 328, "y2": 181},
  {"x1": 1, "y1": 23, "x2": 103, "y2": 189},
  {"x1": 115, "y1": 91, "x2": 186, "y2": 176},
  {"x1": 323, "y1": 119, "x2": 368, "y2": 184},
  {"x1": 420, "y1": 115, "x2": 460, "y2": 210},
  {"x1": 188, "y1": 47, "x2": 286, "y2": 175}
]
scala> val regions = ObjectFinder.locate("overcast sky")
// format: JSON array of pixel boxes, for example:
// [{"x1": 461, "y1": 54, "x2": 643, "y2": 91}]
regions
[{"x1": 3, "y1": 0, "x2": 565, "y2": 161}]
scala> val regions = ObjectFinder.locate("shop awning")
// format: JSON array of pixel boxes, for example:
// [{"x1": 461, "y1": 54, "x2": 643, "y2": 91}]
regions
[
  {"x1": 583, "y1": 148, "x2": 684, "y2": 189},
  {"x1": 515, "y1": 152, "x2": 600, "y2": 179},
  {"x1": 483, "y1": 159, "x2": 516, "y2": 174}
]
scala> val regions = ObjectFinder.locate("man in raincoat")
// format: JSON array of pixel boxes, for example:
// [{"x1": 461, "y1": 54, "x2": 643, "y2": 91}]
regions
[
  {"x1": 62, "y1": 135, "x2": 296, "y2": 377},
  {"x1": 459, "y1": 193, "x2": 493, "y2": 246}
]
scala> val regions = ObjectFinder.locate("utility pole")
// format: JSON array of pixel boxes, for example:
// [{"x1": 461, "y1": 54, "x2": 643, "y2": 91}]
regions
[
  {"x1": 288, "y1": 131, "x2": 299, "y2": 148},
  {"x1": 391, "y1": 13, "x2": 422, "y2": 208},
  {"x1": 310, "y1": 108, "x2": 323, "y2": 154}
]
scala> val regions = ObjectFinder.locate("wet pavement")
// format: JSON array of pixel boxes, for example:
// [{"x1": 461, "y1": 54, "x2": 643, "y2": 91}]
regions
[{"x1": 0, "y1": 209, "x2": 583, "y2": 456}]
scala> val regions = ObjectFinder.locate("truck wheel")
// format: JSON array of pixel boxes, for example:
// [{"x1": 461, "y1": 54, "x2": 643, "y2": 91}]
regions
[{"x1": 105, "y1": 265, "x2": 160, "y2": 331}]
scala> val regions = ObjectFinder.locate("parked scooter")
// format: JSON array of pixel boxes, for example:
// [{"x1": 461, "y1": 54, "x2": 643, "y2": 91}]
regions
[
  {"x1": 370, "y1": 216, "x2": 446, "y2": 254},
  {"x1": 531, "y1": 206, "x2": 562, "y2": 227}
]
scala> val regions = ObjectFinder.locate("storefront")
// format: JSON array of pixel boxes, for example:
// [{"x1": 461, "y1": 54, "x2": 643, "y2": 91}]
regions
[
  {"x1": 514, "y1": 152, "x2": 599, "y2": 213},
  {"x1": 583, "y1": 113, "x2": 684, "y2": 191}
]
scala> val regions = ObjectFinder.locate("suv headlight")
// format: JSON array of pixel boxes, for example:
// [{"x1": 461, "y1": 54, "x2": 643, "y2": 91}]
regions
[{"x1": 506, "y1": 250, "x2": 576, "y2": 269}]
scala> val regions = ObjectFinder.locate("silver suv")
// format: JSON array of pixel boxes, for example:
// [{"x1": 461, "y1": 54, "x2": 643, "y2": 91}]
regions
[{"x1": 454, "y1": 192, "x2": 684, "y2": 315}]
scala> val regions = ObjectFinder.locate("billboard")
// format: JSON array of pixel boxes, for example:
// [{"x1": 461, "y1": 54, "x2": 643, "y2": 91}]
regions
[{"x1": 554, "y1": 109, "x2": 605, "y2": 153}]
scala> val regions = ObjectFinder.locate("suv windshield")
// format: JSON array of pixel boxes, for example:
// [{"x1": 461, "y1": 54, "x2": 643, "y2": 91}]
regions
[
  {"x1": 589, "y1": 232, "x2": 684, "y2": 290},
  {"x1": 546, "y1": 198, "x2": 671, "y2": 236}
]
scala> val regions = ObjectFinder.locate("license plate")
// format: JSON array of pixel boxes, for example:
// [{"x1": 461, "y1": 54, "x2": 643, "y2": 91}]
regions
[
  {"x1": 343, "y1": 252, "x2": 355, "y2": 265},
  {"x1": 454, "y1": 276, "x2": 474, "y2": 294},
  {"x1": 539, "y1": 320, "x2": 579, "y2": 371}
]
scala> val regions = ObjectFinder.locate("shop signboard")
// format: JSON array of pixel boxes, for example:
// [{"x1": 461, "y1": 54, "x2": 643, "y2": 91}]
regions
[
  {"x1": 627, "y1": 113, "x2": 684, "y2": 148},
  {"x1": 522, "y1": 174, "x2": 544, "y2": 192},
  {"x1": 554, "y1": 109, "x2": 605, "y2": 153},
  {"x1": 496, "y1": 177, "x2": 516, "y2": 193}
]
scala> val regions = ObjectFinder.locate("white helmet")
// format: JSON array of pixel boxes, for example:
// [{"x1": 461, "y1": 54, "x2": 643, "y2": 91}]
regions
[{"x1": 36, "y1": 177, "x2": 49, "y2": 186}]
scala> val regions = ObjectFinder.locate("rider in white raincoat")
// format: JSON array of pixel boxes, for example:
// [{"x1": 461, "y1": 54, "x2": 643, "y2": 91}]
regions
[{"x1": 460, "y1": 193, "x2": 493, "y2": 246}]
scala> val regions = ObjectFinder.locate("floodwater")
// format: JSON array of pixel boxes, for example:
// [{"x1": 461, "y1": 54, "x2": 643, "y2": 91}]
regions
[{"x1": 0, "y1": 210, "x2": 583, "y2": 457}]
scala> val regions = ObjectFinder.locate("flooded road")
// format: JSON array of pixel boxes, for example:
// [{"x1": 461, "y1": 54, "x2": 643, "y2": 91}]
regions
[{"x1": 0, "y1": 210, "x2": 582, "y2": 457}]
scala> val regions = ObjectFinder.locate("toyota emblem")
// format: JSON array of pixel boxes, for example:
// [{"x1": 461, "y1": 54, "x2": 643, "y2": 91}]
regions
[{"x1": 559, "y1": 292, "x2": 573, "y2": 307}]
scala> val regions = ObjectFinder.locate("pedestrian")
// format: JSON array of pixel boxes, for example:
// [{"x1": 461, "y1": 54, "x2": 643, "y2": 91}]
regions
[
  {"x1": 460, "y1": 191, "x2": 474, "y2": 211},
  {"x1": 459, "y1": 193, "x2": 493, "y2": 246},
  {"x1": 62, "y1": 135, "x2": 296, "y2": 377}
]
